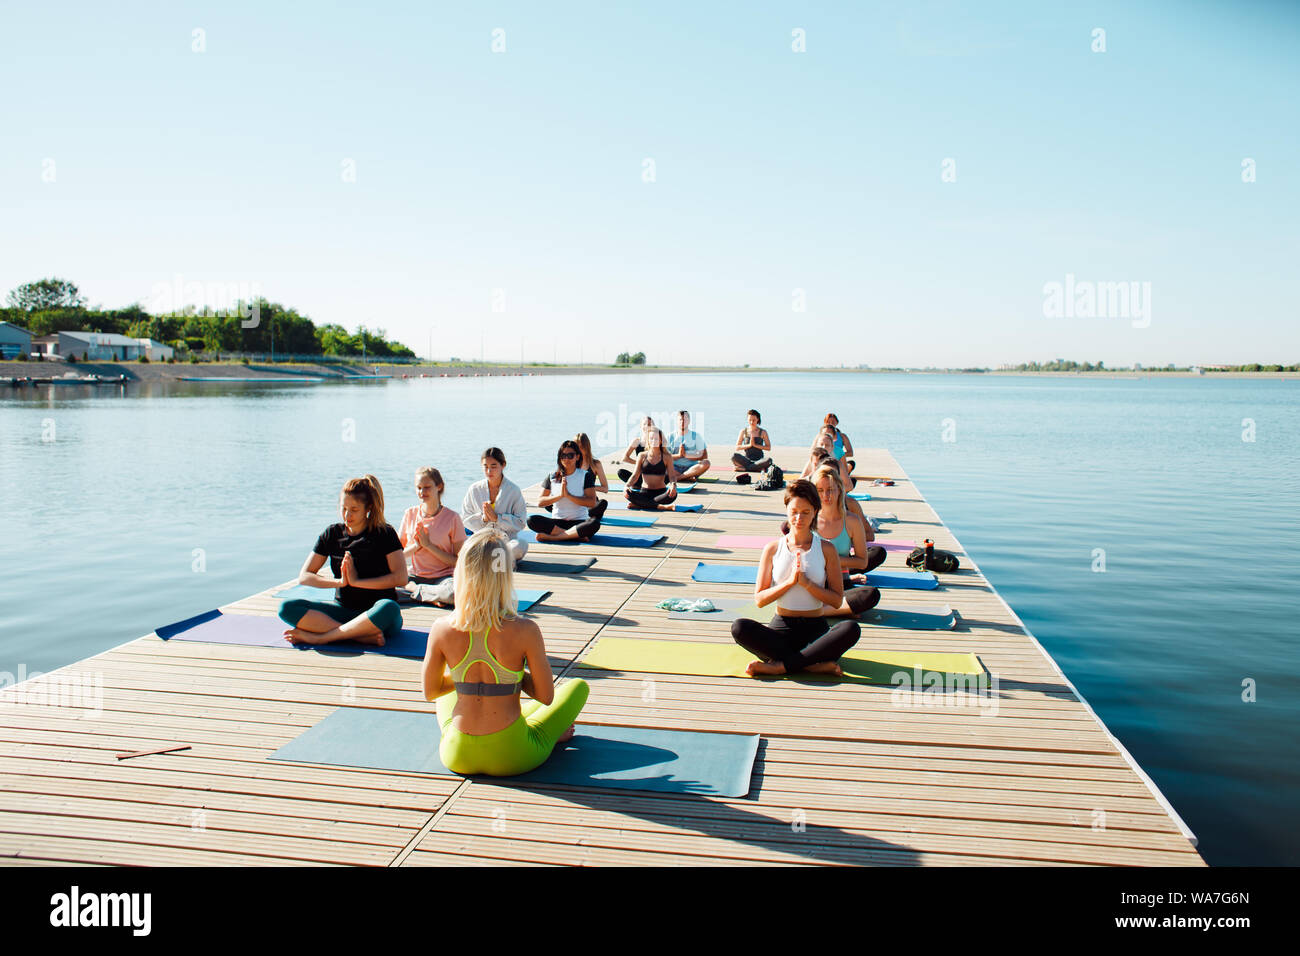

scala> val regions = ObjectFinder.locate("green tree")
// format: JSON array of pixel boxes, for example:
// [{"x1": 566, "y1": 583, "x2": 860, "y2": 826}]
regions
[
  {"x1": 631, "y1": 351, "x2": 646, "y2": 365},
  {"x1": 6, "y1": 278, "x2": 86, "y2": 312}
]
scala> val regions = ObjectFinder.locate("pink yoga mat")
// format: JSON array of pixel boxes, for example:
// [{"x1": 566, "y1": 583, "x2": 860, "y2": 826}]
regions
[{"x1": 715, "y1": 535, "x2": 915, "y2": 552}]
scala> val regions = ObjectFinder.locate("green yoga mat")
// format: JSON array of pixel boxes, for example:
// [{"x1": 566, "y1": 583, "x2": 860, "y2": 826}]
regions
[
  {"x1": 269, "y1": 706, "x2": 759, "y2": 797},
  {"x1": 665, "y1": 598, "x2": 957, "y2": 630},
  {"x1": 581, "y1": 637, "x2": 982, "y2": 685}
]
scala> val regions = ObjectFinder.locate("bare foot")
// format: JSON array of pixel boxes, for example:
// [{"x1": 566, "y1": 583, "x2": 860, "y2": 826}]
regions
[
  {"x1": 350, "y1": 631, "x2": 385, "y2": 646},
  {"x1": 746, "y1": 660, "x2": 787, "y2": 677},
  {"x1": 283, "y1": 627, "x2": 327, "y2": 645},
  {"x1": 803, "y1": 660, "x2": 843, "y2": 677},
  {"x1": 558, "y1": 724, "x2": 576, "y2": 743}
]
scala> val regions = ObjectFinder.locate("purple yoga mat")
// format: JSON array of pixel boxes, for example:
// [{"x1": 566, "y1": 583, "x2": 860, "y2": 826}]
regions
[
  {"x1": 155, "y1": 610, "x2": 431, "y2": 658},
  {"x1": 714, "y1": 534, "x2": 915, "y2": 552}
]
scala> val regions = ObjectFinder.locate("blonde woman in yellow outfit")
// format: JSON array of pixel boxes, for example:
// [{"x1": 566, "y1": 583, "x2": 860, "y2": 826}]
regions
[{"x1": 420, "y1": 531, "x2": 589, "y2": 775}]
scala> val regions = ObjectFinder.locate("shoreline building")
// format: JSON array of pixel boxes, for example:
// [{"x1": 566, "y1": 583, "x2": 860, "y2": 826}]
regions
[
  {"x1": 42, "y1": 331, "x2": 173, "y2": 362},
  {"x1": 0, "y1": 321, "x2": 33, "y2": 360}
]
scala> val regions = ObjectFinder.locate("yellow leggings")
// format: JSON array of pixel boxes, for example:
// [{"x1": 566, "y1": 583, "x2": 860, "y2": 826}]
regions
[{"x1": 436, "y1": 679, "x2": 590, "y2": 776}]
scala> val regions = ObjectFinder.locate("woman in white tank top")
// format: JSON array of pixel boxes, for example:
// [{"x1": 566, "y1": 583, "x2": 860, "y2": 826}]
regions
[{"x1": 730, "y1": 479, "x2": 864, "y2": 678}]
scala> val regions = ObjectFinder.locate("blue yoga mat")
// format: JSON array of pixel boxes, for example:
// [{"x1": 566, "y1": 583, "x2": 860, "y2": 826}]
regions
[
  {"x1": 689, "y1": 563, "x2": 758, "y2": 584},
  {"x1": 859, "y1": 569, "x2": 939, "y2": 590},
  {"x1": 518, "y1": 530, "x2": 665, "y2": 548},
  {"x1": 848, "y1": 492, "x2": 872, "y2": 501},
  {"x1": 270, "y1": 706, "x2": 759, "y2": 797},
  {"x1": 690, "y1": 563, "x2": 939, "y2": 590},
  {"x1": 273, "y1": 583, "x2": 550, "y2": 612},
  {"x1": 608, "y1": 483, "x2": 699, "y2": 494},
  {"x1": 609, "y1": 501, "x2": 703, "y2": 513},
  {"x1": 156, "y1": 610, "x2": 432, "y2": 658},
  {"x1": 600, "y1": 512, "x2": 660, "y2": 528}
]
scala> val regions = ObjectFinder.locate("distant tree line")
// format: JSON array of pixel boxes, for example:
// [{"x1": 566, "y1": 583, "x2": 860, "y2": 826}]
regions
[
  {"x1": 1013, "y1": 359, "x2": 1299, "y2": 372},
  {"x1": 1014, "y1": 359, "x2": 1108, "y2": 372},
  {"x1": 2, "y1": 278, "x2": 415, "y2": 358},
  {"x1": 615, "y1": 351, "x2": 646, "y2": 365}
]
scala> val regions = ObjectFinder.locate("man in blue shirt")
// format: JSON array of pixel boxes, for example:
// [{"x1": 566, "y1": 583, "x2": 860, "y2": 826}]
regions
[{"x1": 667, "y1": 410, "x2": 711, "y2": 482}]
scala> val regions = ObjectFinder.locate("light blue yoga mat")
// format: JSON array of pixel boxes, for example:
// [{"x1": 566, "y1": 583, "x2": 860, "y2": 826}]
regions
[
  {"x1": 689, "y1": 563, "x2": 758, "y2": 584},
  {"x1": 599, "y1": 512, "x2": 660, "y2": 528},
  {"x1": 848, "y1": 492, "x2": 872, "y2": 501},
  {"x1": 156, "y1": 610, "x2": 432, "y2": 658},
  {"x1": 270, "y1": 706, "x2": 759, "y2": 797},
  {"x1": 859, "y1": 569, "x2": 939, "y2": 590},
  {"x1": 609, "y1": 501, "x2": 702, "y2": 513},
  {"x1": 272, "y1": 583, "x2": 551, "y2": 612},
  {"x1": 518, "y1": 530, "x2": 666, "y2": 548},
  {"x1": 690, "y1": 563, "x2": 939, "y2": 590}
]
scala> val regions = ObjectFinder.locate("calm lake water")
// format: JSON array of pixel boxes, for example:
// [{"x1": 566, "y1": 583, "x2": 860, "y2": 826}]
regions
[{"x1": 2, "y1": 371, "x2": 1297, "y2": 865}]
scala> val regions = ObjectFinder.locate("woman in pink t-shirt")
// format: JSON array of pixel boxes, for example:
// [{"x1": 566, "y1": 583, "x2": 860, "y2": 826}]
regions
[{"x1": 399, "y1": 467, "x2": 467, "y2": 583}]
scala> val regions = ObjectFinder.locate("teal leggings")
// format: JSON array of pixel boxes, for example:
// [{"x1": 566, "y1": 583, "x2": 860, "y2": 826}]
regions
[
  {"x1": 436, "y1": 678, "x2": 590, "y2": 776},
  {"x1": 277, "y1": 597, "x2": 403, "y2": 641}
]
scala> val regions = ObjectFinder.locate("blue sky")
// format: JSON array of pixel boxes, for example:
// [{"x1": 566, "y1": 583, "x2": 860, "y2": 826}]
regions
[{"x1": 2, "y1": 1, "x2": 1297, "y2": 367}]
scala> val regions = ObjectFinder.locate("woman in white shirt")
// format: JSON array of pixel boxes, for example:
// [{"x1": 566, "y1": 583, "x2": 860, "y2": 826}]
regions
[
  {"x1": 460, "y1": 446, "x2": 530, "y2": 566},
  {"x1": 526, "y1": 440, "x2": 609, "y2": 542}
]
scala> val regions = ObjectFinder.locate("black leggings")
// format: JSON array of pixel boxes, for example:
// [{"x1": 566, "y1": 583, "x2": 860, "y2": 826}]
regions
[
  {"x1": 853, "y1": 545, "x2": 888, "y2": 574},
  {"x1": 626, "y1": 485, "x2": 677, "y2": 510},
  {"x1": 527, "y1": 501, "x2": 605, "y2": 540},
  {"x1": 732, "y1": 447, "x2": 771, "y2": 471},
  {"x1": 730, "y1": 613, "x2": 862, "y2": 672}
]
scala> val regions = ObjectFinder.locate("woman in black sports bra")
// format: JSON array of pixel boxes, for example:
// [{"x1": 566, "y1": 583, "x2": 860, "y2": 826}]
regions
[{"x1": 623, "y1": 427, "x2": 680, "y2": 511}]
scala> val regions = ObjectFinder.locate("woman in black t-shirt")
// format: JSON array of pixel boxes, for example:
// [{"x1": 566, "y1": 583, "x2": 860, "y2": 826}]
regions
[{"x1": 277, "y1": 474, "x2": 407, "y2": 646}]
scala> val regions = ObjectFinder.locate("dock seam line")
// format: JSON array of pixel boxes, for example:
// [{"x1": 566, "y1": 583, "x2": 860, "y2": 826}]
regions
[{"x1": 387, "y1": 778, "x2": 473, "y2": 867}]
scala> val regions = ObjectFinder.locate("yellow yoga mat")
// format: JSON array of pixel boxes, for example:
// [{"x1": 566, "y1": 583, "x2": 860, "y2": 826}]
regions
[{"x1": 580, "y1": 637, "x2": 983, "y2": 685}]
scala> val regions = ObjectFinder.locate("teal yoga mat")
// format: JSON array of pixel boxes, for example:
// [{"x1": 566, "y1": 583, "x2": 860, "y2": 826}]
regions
[
  {"x1": 273, "y1": 583, "x2": 551, "y2": 612},
  {"x1": 690, "y1": 563, "x2": 939, "y2": 590},
  {"x1": 269, "y1": 706, "x2": 759, "y2": 797}
]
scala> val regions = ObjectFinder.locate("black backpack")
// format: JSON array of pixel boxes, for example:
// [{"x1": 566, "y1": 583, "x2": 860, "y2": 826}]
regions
[
  {"x1": 906, "y1": 545, "x2": 960, "y2": 573},
  {"x1": 753, "y1": 464, "x2": 785, "y2": 491}
]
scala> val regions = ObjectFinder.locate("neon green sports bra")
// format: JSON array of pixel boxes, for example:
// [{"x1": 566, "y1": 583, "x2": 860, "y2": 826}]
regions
[{"x1": 450, "y1": 626, "x2": 525, "y2": 697}]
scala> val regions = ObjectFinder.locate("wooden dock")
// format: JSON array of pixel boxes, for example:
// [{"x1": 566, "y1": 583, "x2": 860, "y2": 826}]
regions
[{"x1": 0, "y1": 448, "x2": 1203, "y2": 866}]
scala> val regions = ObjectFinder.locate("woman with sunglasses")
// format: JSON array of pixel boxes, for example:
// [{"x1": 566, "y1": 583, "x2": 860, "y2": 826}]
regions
[{"x1": 526, "y1": 439, "x2": 608, "y2": 542}]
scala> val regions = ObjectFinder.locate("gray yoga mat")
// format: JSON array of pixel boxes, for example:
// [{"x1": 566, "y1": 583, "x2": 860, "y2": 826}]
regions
[
  {"x1": 269, "y1": 706, "x2": 760, "y2": 797},
  {"x1": 515, "y1": 557, "x2": 596, "y2": 575}
]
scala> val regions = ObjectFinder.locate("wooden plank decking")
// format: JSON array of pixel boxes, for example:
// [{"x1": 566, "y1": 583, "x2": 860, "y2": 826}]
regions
[{"x1": 0, "y1": 448, "x2": 1203, "y2": 866}]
